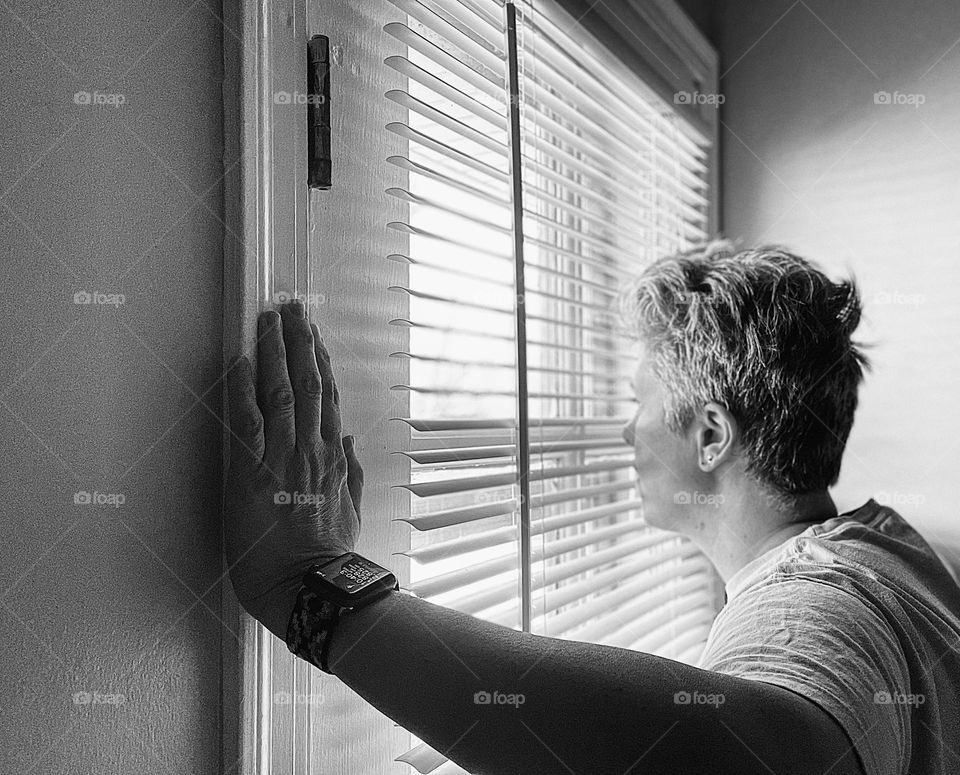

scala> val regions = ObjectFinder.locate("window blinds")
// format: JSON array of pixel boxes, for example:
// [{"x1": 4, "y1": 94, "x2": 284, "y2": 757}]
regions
[{"x1": 384, "y1": 0, "x2": 715, "y2": 771}]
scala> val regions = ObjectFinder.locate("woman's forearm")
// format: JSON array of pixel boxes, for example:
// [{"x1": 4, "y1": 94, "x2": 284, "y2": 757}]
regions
[{"x1": 325, "y1": 590, "x2": 862, "y2": 775}]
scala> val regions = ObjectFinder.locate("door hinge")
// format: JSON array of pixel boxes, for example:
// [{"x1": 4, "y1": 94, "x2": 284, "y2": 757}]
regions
[{"x1": 307, "y1": 34, "x2": 331, "y2": 189}]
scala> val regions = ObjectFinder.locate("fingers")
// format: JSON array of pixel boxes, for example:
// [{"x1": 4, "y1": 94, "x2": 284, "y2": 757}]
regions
[
  {"x1": 255, "y1": 301, "x2": 343, "y2": 462},
  {"x1": 343, "y1": 435, "x2": 364, "y2": 523},
  {"x1": 280, "y1": 301, "x2": 323, "y2": 449},
  {"x1": 312, "y1": 322, "x2": 343, "y2": 442},
  {"x1": 256, "y1": 311, "x2": 296, "y2": 463},
  {"x1": 226, "y1": 355, "x2": 265, "y2": 469}
]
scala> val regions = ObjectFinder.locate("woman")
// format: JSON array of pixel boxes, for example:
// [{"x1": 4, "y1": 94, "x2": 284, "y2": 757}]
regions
[{"x1": 223, "y1": 241, "x2": 960, "y2": 774}]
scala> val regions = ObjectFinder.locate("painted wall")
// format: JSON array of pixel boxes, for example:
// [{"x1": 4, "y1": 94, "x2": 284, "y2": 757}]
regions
[
  {"x1": 674, "y1": 0, "x2": 717, "y2": 44},
  {"x1": 711, "y1": 0, "x2": 960, "y2": 559},
  {"x1": 0, "y1": 2, "x2": 224, "y2": 772}
]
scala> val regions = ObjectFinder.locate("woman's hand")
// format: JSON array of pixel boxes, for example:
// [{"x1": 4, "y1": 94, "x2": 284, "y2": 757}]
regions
[{"x1": 223, "y1": 300, "x2": 363, "y2": 639}]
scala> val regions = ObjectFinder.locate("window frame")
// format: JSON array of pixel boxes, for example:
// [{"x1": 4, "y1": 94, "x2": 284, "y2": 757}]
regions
[{"x1": 222, "y1": 1, "x2": 308, "y2": 772}]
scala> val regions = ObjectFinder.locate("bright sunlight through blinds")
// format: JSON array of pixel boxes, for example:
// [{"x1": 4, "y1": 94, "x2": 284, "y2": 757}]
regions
[{"x1": 384, "y1": 0, "x2": 715, "y2": 771}]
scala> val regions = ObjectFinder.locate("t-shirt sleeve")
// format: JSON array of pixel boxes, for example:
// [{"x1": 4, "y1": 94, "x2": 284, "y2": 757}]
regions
[{"x1": 699, "y1": 575, "x2": 912, "y2": 775}]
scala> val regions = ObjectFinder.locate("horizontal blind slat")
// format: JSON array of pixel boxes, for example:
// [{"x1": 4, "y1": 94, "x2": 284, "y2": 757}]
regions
[
  {"x1": 387, "y1": 155, "x2": 510, "y2": 207},
  {"x1": 400, "y1": 417, "x2": 629, "y2": 431},
  {"x1": 397, "y1": 458, "x2": 634, "y2": 497},
  {"x1": 386, "y1": 90, "x2": 508, "y2": 155},
  {"x1": 395, "y1": 741, "x2": 454, "y2": 773},
  {"x1": 523, "y1": 145, "x2": 707, "y2": 232},
  {"x1": 398, "y1": 479, "x2": 637, "y2": 531},
  {"x1": 386, "y1": 122, "x2": 509, "y2": 183},
  {"x1": 386, "y1": 253, "x2": 513, "y2": 289},
  {"x1": 388, "y1": 188, "x2": 512, "y2": 233},
  {"x1": 473, "y1": 542, "x2": 700, "y2": 623},
  {"x1": 402, "y1": 498, "x2": 643, "y2": 561},
  {"x1": 398, "y1": 436, "x2": 628, "y2": 464},
  {"x1": 523, "y1": 211, "x2": 649, "y2": 265},
  {"x1": 384, "y1": 23, "x2": 504, "y2": 98},
  {"x1": 386, "y1": 0, "x2": 507, "y2": 73},
  {"x1": 387, "y1": 221, "x2": 511, "y2": 259},
  {"x1": 520, "y1": 9, "x2": 708, "y2": 155},
  {"x1": 397, "y1": 385, "x2": 632, "y2": 403},
  {"x1": 385, "y1": 55, "x2": 507, "y2": 129},
  {"x1": 392, "y1": 351, "x2": 627, "y2": 383},
  {"x1": 407, "y1": 511, "x2": 647, "y2": 566},
  {"x1": 545, "y1": 562, "x2": 709, "y2": 637}
]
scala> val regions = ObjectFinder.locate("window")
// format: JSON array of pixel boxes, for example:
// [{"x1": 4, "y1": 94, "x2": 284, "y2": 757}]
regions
[
  {"x1": 385, "y1": 0, "x2": 718, "y2": 770},
  {"x1": 225, "y1": 0, "x2": 718, "y2": 772}
]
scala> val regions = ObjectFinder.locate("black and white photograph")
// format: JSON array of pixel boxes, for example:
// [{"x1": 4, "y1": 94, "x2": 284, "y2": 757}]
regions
[{"x1": 1, "y1": 0, "x2": 958, "y2": 773}]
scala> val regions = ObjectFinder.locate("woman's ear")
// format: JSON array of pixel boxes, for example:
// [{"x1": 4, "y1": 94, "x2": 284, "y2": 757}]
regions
[{"x1": 696, "y1": 402, "x2": 737, "y2": 470}]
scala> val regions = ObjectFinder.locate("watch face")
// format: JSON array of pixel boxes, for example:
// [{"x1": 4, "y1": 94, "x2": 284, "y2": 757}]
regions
[
  {"x1": 307, "y1": 553, "x2": 396, "y2": 607},
  {"x1": 338, "y1": 556, "x2": 390, "y2": 591}
]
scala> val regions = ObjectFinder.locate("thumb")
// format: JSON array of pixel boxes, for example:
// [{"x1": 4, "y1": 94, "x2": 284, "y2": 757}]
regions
[{"x1": 343, "y1": 435, "x2": 364, "y2": 524}]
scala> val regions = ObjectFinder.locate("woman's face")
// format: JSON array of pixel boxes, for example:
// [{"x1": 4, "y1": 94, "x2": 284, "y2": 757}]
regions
[{"x1": 621, "y1": 353, "x2": 713, "y2": 535}]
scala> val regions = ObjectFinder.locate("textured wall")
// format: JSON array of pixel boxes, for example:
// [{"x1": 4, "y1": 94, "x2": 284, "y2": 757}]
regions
[
  {"x1": 0, "y1": 1, "x2": 224, "y2": 772},
  {"x1": 714, "y1": 0, "x2": 960, "y2": 558}
]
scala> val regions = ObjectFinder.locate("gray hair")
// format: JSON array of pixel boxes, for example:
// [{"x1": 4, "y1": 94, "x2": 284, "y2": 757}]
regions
[{"x1": 619, "y1": 239, "x2": 872, "y2": 496}]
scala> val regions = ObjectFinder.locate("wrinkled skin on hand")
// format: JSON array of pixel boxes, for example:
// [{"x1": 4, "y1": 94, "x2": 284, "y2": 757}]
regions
[{"x1": 223, "y1": 301, "x2": 362, "y2": 639}]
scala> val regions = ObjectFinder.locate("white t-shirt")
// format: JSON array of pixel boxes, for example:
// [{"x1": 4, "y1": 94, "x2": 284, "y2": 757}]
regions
[{"x1": 698, "y1": 498, "x2": 960, "y2": 775}]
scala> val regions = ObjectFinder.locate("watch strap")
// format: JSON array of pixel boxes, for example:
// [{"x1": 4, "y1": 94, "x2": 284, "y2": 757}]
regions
[
  {"x1": 286, "y1": 553, "x2": 402, "y2": 675},
  {"x1": 285, "y1": 586, "x2": 341, "y2": 674}
]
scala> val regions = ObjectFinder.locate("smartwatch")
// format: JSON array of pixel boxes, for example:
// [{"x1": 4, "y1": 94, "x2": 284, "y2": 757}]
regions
[
  {"x1": 285, "y1": 552, "x2": 399, "y2": 674},
  {"x1": 303, "y1": 552, "x2": 399, "y2": 607}
]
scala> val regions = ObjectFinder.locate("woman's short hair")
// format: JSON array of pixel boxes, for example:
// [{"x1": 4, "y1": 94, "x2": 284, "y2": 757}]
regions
[{"x1": 619, "y1": 239, "x2": 872, "y2": 495}]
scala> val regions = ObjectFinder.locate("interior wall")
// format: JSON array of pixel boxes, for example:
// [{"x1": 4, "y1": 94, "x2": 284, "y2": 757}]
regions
[
  {"x1": 714, "y1": 0, "x2": 960, "y2": 556},
  {"x1": 0, "y1": 1, "x2": 224, "y2": 772},
  {"x1": 673, "y1": 0, "x2": 717, "y2": 44}
]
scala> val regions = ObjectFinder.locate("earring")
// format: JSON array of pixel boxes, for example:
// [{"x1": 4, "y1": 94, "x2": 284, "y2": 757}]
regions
[{"x1": 705, "y1": 454, "x2": 714, "y2": 464}]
